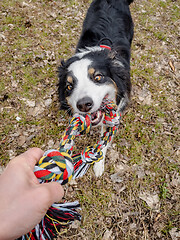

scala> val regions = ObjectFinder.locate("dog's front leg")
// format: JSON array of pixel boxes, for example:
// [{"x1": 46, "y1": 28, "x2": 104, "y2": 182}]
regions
[
  {"x1": 93, "y1": 146, "x2": 107, "y2": 177},
  {"x1": 93, "y1": 125, "x2": 108, "y2": 177}
]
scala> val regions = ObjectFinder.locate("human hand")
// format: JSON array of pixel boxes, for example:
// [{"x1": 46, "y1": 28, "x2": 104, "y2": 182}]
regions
[{"x1": 0, "y1": 148, "x2": 64, "y2": 240}]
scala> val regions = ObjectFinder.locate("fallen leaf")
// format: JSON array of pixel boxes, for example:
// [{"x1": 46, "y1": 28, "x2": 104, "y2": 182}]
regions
[
  {"x1": 20, "y1": 97, "x2": 36, "y2": 107},
  {"x1": 137, "y1": 84, "x2": 152, "y2": 105},
  {"x1": 169, "y1": 61, "x2": 175, "y2": 72},
  {"x1": 18, "y1": 135, "x2": 26, "y2": 146},
  {"x1": 47, "y1": 140, "x2": 54, "y2": 149},
  {"x1": 169, "y1": 228, "x2": 180, "y2": 240},
  {"x1": 102, "y1": 229, "x2": 113, "y2": 240},
  {"x1": 7, "y1": 150, "x2": 16, "y2": 159},
  {"x1": 129, "y1": 223, "x2": 137, "y2": 230},
  {"x1": 28, "y1": 102, "x2": 45, "y2": 116},
  {"x1": 108, "y1": 149, "x2": 119, "y2": 161},
  {"x1": 139, "y1": 192, "x2": 160, "y2": 212},
  {"x1": 155, "y1": 213, "x2": 161, "y2": 222},
  {"x1": 70, "y1": 220, "x2": 81, "y2": 229},
  {"x1": 110, "y1": 172, "x2": 123, "y2": 183},
  {"x1": 170, "y1": 172, "x2": 180, "y2": 187},
  {"x1": 44, "y1": 98, "x2": 52, "y2": 107}
]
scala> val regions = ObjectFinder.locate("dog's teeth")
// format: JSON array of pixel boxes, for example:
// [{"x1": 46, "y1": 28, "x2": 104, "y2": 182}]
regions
[{"x1": 91, "y1": 110, "x2": 103, "y2": 126}]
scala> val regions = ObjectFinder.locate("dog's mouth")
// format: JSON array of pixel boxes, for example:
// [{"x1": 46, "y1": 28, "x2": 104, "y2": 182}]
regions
[
  {"x1": 91, "y1": 110, "x2": 103, "y2": 126},
  {"x1": 90, "y1": 95, "x2": 111, "y2": 126},
  {"x1": 77, "y1": 95, "x2": 113, "y2": 126}
]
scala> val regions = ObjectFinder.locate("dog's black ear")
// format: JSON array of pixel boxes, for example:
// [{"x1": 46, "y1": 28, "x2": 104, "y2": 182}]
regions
[
  {"x1": 58, "y1": 56, "x2": 80, "y2": 111},
  {"x1": 58, "y1": 60, "x2": 67, "y2": 81},
  {"x1": 109, "y1": 58, "x2": 131, "y2": 111},
  {"x1": 109, "y1": 46, "x2": 131, "y2": 64},
  {"x1": 76, "y1": 30, "x2": 98, "y2": 50},
  {"x1": 58, "y1": 60, "x2": 69, "y2": 110}
]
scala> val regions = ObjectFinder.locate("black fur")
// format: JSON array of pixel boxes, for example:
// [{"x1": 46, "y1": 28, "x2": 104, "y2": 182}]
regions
[
  {"x1": 58, "y1": 0, "x2": 134, "y2": 112},
  {"x1": 76, "y1": 0, "x2": 134, "y2": 53}
]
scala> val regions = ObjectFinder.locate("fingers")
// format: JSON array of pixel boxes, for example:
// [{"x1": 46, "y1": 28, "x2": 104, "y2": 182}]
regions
[
  {"x1": 25, "y1": 148, "x2": 44, "y2": 168},
  {"x1": 10, "y1": 148, "x2": 64, "y2": 204},
  {"x1": 13, "y1": 148, "x2": 44, "y2": 169}
]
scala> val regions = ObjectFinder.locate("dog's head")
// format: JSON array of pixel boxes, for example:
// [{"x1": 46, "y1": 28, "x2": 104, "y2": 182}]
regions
[{"x1": 58, "y1": 47, "x2": 131, "y2": 126}]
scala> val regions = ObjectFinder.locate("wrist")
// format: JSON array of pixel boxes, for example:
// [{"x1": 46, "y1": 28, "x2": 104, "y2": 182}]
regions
[
  {"x1": 0, "y1": 220, "x2": 13, "y2": 240},
  {"x1": 0, "y1": 210, "x2": 21, "y2": 240}
]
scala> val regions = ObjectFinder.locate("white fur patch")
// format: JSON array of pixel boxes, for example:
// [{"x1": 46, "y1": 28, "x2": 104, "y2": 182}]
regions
[
  {"x1": 93, "y1": 146, "x2": 107, "y2": 177},
  {"x1": 93, "y1": 158, "x2": 105, "y2": 177},
  {"x1": 75, "y1": 46, "x2": 103, "y2": 59},
  {"x1": 68, "y1": 58, "x2": 116, "y2": 114}
]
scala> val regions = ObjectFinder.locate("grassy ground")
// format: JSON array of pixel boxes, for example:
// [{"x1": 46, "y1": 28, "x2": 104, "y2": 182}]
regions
[{"x1": 0, "y1": 0, "x2": 179, "y2": 239}]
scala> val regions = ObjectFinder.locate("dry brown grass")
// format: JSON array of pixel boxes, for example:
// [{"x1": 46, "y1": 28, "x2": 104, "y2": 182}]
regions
[{"x1": 0, "y1": 0, "x2": 179, "y2": 239}]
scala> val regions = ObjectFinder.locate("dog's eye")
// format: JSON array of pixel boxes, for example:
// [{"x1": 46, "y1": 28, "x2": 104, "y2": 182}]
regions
[
  {"x1": 66, "y1": 84, "x2": 72, "y2": 91},
  {"x1": 94, "y1": 74, "x2": 102, "y2": 81}
]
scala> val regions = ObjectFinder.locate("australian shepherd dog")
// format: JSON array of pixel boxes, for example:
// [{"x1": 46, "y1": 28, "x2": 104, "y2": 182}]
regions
[{"x1": 58, "y1": 0, "x2": 134, "y2": 176}]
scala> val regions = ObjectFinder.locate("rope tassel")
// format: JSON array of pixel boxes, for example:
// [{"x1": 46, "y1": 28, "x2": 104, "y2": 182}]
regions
[{"x1": 19, "y1": 98, "x2": 121, "y2": 240}]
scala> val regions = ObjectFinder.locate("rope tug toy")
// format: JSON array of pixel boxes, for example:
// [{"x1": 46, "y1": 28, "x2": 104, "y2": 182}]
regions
[{"x1": 19, "y1": 98, "x2": 121, "y2": 240}]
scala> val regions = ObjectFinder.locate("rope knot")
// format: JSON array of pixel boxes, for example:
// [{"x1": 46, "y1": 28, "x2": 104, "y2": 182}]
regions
[
  {"x1": 102, "y1": 99, "x2": 121, "y2": 127},
  {"x1": 81, "y1": 144, "x2": 103, "y2": 164},
  {"x1": 69, "y1": 113, "x2": 91, "y2": 135},
  {"x1": 34, "y1": 149, "x2": 74, "y2": 185}
]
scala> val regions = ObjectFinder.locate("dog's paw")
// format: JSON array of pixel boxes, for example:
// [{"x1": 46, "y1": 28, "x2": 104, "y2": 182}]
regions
[{"x1": 93, "y1": 159, "x2": 105, "y2": 177}]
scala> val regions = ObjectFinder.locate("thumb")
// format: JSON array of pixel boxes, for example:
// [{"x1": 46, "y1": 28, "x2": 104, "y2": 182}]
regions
[{"x1": 40, "y1": 182, "x2": 64, "y2": 205}]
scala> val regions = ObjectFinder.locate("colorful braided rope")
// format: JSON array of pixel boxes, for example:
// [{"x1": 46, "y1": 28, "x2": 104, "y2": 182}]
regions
[{"x1": 19, "y1": 99, "x2": 121, "y2": 240}]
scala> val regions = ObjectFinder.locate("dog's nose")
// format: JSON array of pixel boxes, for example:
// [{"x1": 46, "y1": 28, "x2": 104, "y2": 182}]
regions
[{"x1": 76, "y1": 97, "x2": 93, "y2": 112}]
